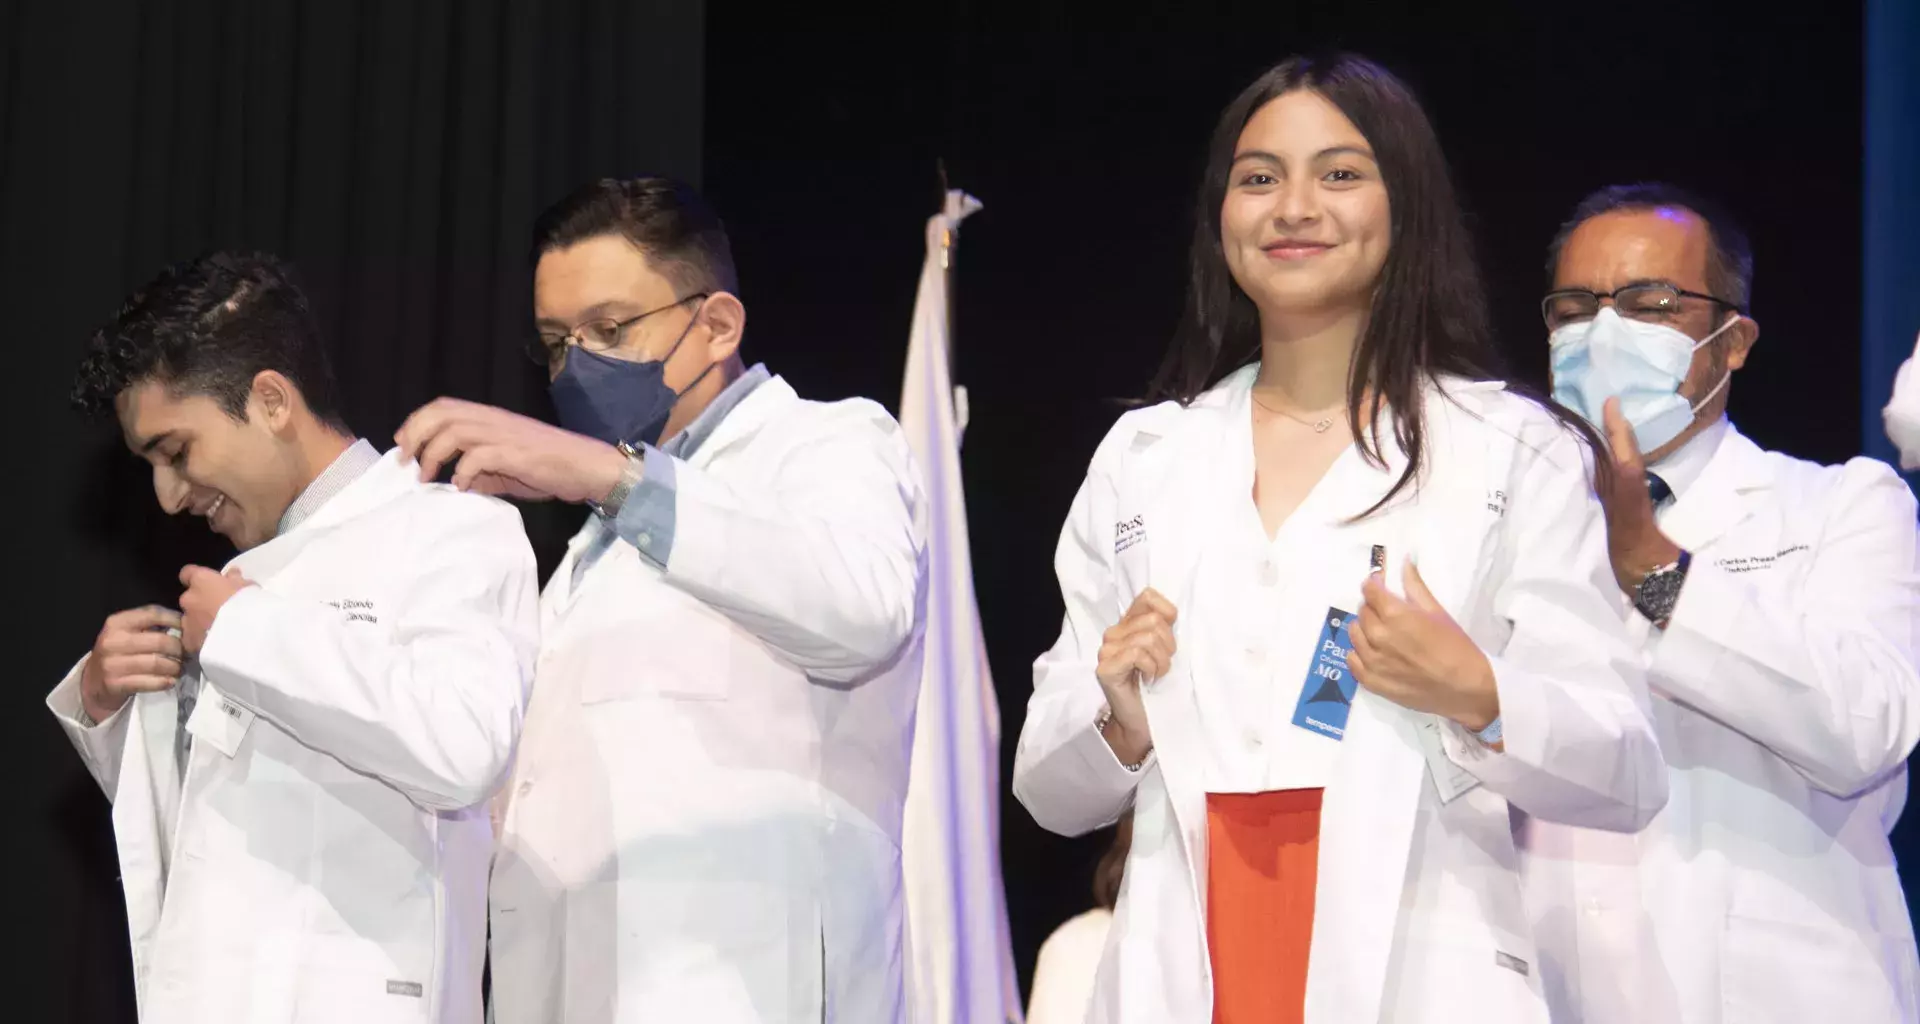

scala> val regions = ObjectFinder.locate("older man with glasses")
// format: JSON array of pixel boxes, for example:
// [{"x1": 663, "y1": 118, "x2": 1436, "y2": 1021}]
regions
[{"x1": 1519, "y1": 182, "x2": 1920, "y2": 1023}]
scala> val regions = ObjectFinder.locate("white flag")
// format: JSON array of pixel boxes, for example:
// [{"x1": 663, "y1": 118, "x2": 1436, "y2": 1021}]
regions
[{"x1": 900, "y1": 189, "x2": 1022, "y2": 1024}]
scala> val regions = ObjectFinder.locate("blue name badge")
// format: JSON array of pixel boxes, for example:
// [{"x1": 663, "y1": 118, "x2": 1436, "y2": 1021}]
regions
[{"x1": 1291, "y1": 606, "x2": 1358, "y2": 740}]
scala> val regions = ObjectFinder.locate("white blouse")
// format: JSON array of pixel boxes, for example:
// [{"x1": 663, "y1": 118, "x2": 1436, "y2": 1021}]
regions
[{"x1": 1188, "y1": 388, "x2": 1416, "y2": 794}]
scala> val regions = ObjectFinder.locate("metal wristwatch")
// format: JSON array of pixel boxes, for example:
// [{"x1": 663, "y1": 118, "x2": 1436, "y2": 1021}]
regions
[
  {"x1": 1632, "y1": 549, "x2": 1693, "y2": 629},
  {"x1": 588, "y1": 441, "x2": 645, "y2": 518}
]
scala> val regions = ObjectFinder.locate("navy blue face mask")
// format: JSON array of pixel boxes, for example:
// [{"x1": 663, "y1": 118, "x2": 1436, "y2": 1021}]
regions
[{"x1": 549, "y1": 302, "x2": 714, "y2": 447}]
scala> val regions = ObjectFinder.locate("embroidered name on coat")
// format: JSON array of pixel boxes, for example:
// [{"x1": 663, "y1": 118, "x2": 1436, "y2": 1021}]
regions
[
  {"x1": 324, "y1": 598, "x2": 380, "y2": 624},
  {"x1": 1713, "y1": 545, "x2": 1810, "y2": 573}
]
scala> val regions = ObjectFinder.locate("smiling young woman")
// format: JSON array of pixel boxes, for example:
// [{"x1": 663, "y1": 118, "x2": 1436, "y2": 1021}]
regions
[{"x1": 1013, "y1": 54, "x2": 1668, "y2": 1024}]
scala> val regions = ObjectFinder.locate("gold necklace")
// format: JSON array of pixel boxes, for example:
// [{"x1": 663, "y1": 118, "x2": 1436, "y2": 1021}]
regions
[{"x1": 1250, "y1": 391, "x2": 1343, "y2": 434}]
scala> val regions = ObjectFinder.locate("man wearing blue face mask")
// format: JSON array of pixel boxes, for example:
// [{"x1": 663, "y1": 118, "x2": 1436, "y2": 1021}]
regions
[
  {"x1": 1523, "y1": 182, "x2": 1920, "y2": 1023},
  {"x1": 396, "y1": 177, "x2": 929, "y2": 1023}
]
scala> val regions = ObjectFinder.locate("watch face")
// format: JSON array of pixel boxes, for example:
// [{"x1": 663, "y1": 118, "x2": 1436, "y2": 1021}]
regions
[{"x1": 1635, "y1": 567, "x2": 1686, "y2": 621}]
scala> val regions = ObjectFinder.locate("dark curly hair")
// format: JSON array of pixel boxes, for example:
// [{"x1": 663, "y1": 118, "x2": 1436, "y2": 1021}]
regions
[{"x1": 71, "y1": 251, "x2": 349, "y2": 432}]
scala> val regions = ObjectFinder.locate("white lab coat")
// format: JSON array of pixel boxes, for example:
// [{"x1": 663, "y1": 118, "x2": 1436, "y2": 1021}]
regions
[
  {"x1": 1012, "y1": 366, "x2": 1668, "y2": 1024},
  {"x1": 1518, "y1": 425, "x2": 1920, "y2": 1023},
  {"x1": 1881, "y1": 329, "x2": 1920, "y2": 470},
  {"x1": 488, "y1": 375, "x2": 928, "y2": 1023},
  {"x1": 46, "y1": 449, "x2": 540, "y2": 1023}
]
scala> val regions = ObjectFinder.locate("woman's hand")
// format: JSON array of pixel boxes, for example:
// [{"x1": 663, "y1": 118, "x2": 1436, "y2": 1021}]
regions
[
  {"x1": 1348, "y1": 563, "x2": 1498, "y2": 732},
  {"x1": 1094, "y1": 589, "x2": 1178, "y2": 764}
]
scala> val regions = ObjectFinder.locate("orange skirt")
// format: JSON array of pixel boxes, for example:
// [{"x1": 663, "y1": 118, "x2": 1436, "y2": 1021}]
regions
[{"x1": 1206, "y1": 788, "x2": 1324, "y2": 1024}]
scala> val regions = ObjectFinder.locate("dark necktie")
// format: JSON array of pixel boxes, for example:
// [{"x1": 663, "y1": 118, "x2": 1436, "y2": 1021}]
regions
[{"x1": 1646, "y1": 471, "x2": 1674, "y2": 508}]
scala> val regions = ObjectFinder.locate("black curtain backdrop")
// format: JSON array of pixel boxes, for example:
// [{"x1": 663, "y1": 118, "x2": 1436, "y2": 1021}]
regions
[
  {"x1": 7, "y1": 0, "x2": 1898, "y2": 1019},
  {"x1": 3, "y1": 1, "x2": 700, "y2": 1018}
]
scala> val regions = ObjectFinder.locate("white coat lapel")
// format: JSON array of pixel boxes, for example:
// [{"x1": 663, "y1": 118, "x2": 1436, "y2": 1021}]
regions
[
  {"x1": 1115, "y1": 372, "x2": 1247, "y2": 936},
  {"x1": 544, "y1": 515, "x2": 613, "y2": 621},
  {"x1": 1127, "y1": 366, "x2": 1255, "y2": 610},
  {"x1": 1407, "y1": 378, "x2": 1510, "y2": 610},
  {"x1": 1306, "y1": 687, "x2": 1424, "y2": 1022},
  {"x1": 1308, "y1": 379, "x2": 1509, "y2": 1023},
  {"x1": 1658, "y1": 428, "x2": 1767, "y2": 553},
  {"x1": 113, "y1": 689, "x2": 181, "y2": 1008},
  {"x1": 133, "y1": 690, "x2": 181, "y2": 864}
]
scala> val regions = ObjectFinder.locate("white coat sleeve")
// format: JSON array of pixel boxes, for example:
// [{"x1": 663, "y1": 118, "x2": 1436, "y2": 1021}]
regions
[
  {"x1": 197, "y1": 494, "x2": 539, "y2": 812},
  {"x1": 1013, "y1": 427, "x2": 1153, "y2": 838},
  {"x1": 1442, "y1": 430, "x2": 1669, "y2": 832},
  {"x1": 1882, "y1": 331, "x2": 1920, "y2": 471},
  {"x1": 45, "y1": 655, "x2": 133, "y2": 798},
  {"x1": 659, "y1": 401, "x2": 927, "y2": 685},
  {"x1": 1649, "y1": 459, "x2": 1920, "y2": 797}
]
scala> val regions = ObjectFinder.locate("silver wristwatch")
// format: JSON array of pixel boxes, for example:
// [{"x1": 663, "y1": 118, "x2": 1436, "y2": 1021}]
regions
[
  {"x1": 588, "y1": 441, "x2": 645, "y2": 519},
  {"x1": 1632, "y1": 549, "x2": 1693, "y2": 629}
]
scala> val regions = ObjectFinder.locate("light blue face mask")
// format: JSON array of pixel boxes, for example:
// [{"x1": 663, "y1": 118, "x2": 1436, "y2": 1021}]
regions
[{"x1": 1549, "y1": 306, "x2": 1737, "y2": 453}]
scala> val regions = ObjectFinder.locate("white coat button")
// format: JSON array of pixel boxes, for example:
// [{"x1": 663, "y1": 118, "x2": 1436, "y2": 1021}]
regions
[
  {"x1": 1258, "y1": 560, "x2": 1279, "y2": 586},
  {"x1": 1584, "y1": 898, "x2": 1603, "y2": 916},
  {"x1": 517, "y1": 780, "x2": 534, "y2": 796},
  {"x1": 637, "y1": 532, "x2": 653, "y2": 550},
  {"x1": 1246, "y1": 729, "x2": 1265, "y2": 748}
]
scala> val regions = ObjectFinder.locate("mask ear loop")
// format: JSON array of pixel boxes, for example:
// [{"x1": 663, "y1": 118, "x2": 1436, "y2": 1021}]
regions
[
  {"x1": 638, "y1": 295, "x2": 720, "y2": 405},
  {"x1": 1685, "y1": 312, "x2": 1741, "y2": 413},
  {"x1": 1686, "y1": 310, "x2": 1741, "y2": 354},
  {"x1": 662, "y1": 296, "x2": 722, "y2": 401},
  {"x1": 612, "y1": 297, "x2": 718, "y2": 450}
]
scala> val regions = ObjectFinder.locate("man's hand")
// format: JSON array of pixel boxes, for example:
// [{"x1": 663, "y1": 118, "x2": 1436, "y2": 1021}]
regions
[
  {"x1": 79, "y1": 606, "x2": 184, "y2": 724},
  {"x1": 394, "y1": 398, "x2": 628, "y2": 505},
  {"x1": 1595, "y1": 397, "x2": 1683, "y2": 594},
  {"x1": 1349, "y1": 563, "x2": 1499, "y2": 731},
  {"x1": 179, "y1": 566, "x2": 255, "y2": 656}
]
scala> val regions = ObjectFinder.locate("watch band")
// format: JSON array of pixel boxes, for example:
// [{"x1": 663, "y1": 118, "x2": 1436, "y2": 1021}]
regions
[
  {"x1": 588, "y1": 441, "x2": 645, "y2": 518},
  {"x1": 1475, "y1": 717, "x2": 1503, "y2": 746}
]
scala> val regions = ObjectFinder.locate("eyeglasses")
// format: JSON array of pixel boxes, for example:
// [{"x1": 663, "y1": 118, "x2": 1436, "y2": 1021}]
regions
[
  {"x1": 525, "y1": 293, "x2": 709, "y2": 371},
  {"x1": 1541, "y1": 283, "x2": 1743, "y2": 333}
]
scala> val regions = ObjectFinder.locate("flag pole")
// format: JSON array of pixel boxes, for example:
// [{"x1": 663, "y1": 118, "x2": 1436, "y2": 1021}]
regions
[{"x1": 936, "y1": 159, "x2": 958, "y2": 379}]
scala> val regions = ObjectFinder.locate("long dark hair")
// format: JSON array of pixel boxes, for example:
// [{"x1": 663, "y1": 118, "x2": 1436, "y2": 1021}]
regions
[
  {"x1": 1092, "y1": 812, "x2": 1132, "y2": 910},
  {"x1": 1148, "y1": 54, "x2": 1599, "y2": 514}
]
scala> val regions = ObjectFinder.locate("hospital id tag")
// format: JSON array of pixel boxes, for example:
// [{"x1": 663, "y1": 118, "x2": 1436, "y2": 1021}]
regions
[
  {"x1": 184, "y1": 682, "x2": 256, "y2": 758},
  {"x1": 1413, "y1": 717, "x2": 1481, "y2": 803},
  {"x1": 1290, "y1": 607, "x2": 1359, "y2": 740}
]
